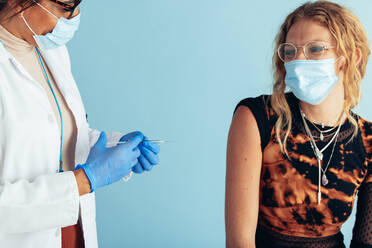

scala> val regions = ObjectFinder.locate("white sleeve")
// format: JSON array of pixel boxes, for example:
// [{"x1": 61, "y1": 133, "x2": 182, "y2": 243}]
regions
[
  {"x1": 88, "y1": 128, "x2": 132, "y2": 181},
  {"x1": 0, "y1": 171, "x2": 79, "y2": 234}
]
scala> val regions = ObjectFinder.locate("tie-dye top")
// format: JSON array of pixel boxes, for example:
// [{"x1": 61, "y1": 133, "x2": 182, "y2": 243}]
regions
[{"x1": 235, "y1": 93, "x2": 372, "y2": 244}]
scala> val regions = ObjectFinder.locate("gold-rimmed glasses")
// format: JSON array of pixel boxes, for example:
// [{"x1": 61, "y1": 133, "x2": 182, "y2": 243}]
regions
[{"x1": 278, "y1": 41, "x2": 335, "y2": 62}]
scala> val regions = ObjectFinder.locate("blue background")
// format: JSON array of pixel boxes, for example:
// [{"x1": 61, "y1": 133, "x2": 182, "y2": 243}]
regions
[{"x1": 68, "y1": 0, "x2": 372, "y2": 247}]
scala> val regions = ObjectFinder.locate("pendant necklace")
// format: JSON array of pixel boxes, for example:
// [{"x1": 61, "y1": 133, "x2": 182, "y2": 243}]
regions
[
  {"x1": 303, "y1": 113, "x2": 341, "y2": 141},
  {"x1": 299, "y1": 106, "x2": 344, "y2": 204}
]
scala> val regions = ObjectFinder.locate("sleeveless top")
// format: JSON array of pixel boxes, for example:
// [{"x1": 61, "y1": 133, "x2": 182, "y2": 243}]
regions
[{"x1": 234, "y1": 93, "x2": 372, "y2": 248}]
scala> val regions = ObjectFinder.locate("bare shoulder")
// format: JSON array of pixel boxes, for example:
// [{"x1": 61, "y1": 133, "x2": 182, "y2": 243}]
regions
[
  {"x1": 227, "y1": 104, "x2": 263, "y2": 179},
  {"x1": 228, "y1": 105, "x2": 261, "y2": 148}
]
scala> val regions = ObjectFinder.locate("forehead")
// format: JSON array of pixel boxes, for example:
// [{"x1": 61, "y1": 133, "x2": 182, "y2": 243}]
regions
[{"x1": 285, "y1": 19, "x2": 335, "y2": 45}]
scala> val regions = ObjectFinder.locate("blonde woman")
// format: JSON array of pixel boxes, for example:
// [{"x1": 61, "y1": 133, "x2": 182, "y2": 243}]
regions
[{"x1": 225, "y1": 1, "x2": 371, "y2": 248}]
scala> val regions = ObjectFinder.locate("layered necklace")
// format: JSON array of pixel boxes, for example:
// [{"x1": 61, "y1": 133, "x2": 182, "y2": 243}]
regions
[
  {"x1": 307, "y1": 119, "x2": 339, "y2": 141},
  {"x1": 299, "y1": 105, "x2": 345, "y2": 204}
]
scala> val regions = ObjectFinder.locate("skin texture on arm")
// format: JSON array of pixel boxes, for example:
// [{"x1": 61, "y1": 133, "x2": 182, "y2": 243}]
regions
[
  {"x1": 225, "y1": 106, "x2": 263, "y2": 248},
  {"x1": 73, "y1": 169, "x2": 91, "y2": 196}
]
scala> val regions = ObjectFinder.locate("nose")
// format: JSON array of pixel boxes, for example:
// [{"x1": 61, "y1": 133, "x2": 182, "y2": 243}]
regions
[
  {"x1": 295, "y1": 47, "x2": 307, "y2": 60},
  {"x1": 69, "y1": 7, "x2": 80, "y2": 19}
]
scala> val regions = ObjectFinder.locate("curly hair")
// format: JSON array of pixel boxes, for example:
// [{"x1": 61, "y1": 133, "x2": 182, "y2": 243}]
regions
[{"x1": 271, "y1": 0, "x2": 371, "y2": 155}]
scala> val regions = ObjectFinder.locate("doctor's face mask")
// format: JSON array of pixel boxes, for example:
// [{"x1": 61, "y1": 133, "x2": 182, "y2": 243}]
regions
[{"x1": 20, "y1": 0, "x2": 81, "y2": 49}]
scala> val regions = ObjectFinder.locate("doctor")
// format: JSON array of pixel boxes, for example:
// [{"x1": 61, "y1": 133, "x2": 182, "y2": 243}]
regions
[{"x1": 0, "y1": 0, "x2": 160, "y2": 247}]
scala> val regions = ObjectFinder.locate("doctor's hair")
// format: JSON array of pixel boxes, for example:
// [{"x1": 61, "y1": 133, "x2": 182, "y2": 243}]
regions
[
  {"x1": 0, "y1": 0, "x2": 80, "y2": 20},
  {"x1": 0, "y1": 0, "x2": 38, "y2": 20},
  {"x1": 270, "y1": 0, "x2": 370, "y2": 156}
]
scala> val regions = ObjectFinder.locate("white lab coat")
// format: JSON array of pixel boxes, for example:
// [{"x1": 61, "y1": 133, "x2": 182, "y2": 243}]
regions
[{"x1": 0, "y1": 43, "x2": 129, "y2": 247}]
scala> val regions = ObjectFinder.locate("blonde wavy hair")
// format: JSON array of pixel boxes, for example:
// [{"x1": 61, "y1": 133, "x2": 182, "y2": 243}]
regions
[{"x1": 271, "y1": 0, "x2": 371, "y2": 155}]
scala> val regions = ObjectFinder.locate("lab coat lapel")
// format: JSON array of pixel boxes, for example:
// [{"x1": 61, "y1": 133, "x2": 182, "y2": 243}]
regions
[
  {"x1": 39, "y1": 47, "x2": 83, "y2": 125},
  {"x1": 38, "y1": 47, "x2": 70, "y2": 95},
  {"x1": 0, "y1": 41, "x2": 11, "y2": 62}
]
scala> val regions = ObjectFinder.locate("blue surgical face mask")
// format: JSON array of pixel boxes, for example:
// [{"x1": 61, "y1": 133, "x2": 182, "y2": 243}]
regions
[
  {"x1": 284, "y1": 58, "x2": 341, "y2": 105},
  {"x1": 20, "y1": 2, "x2": 80, "y2": 50}
]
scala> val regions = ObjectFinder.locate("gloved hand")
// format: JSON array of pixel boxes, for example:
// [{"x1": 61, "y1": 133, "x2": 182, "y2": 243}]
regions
[
  {"x1": 119, "y1": 134, "x2": 160, "y2": 174},
  {"x1": 76, "y1": 131, "x2": 143, "y2": 192}
]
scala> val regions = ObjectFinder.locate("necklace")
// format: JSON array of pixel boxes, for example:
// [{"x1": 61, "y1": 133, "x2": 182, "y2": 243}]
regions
[
  {"x1": 299, "y1": 106, "x2": 344, "y2": 204},
  {"x1": 319, "y1": 131, "x2": 339, "y2": 186},
  {"x1": 302, "y1": 116, "x2": 340, "y2": 185},
  {"x1": 302, "y1": 112, "x2": 341, "y2": 141},
  {"x1": 313, "y1": 131, "x2": 337, "y2": 141}
]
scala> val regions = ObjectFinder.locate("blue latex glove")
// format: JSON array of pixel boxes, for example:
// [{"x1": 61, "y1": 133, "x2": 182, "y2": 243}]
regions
[
  {"x1": 76, "y1": 131, "x2": 143, "y2": 192},
  {"x1": 119, "y1": 135, "x2": 160, "y2": 174}
]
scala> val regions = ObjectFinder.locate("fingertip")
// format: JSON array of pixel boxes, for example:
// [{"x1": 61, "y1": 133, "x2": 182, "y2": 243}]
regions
[
  {"x1": 132, "y1": 163, "x2": 144, "y2": 174},
  {"x1": 151, "y1": 156, "x2": 159, "y2": 165},
  {"x1": 136, "y1": 132, "x2": 144, "y2": 140},
  {"x1": 120, "y1": 131, "x2": 144, "y2": 142},
  {"x1": 131, "y1": 131, "x2": 144, "y2": 137},
  {"x1": 152, "y1": 143, "x2": 161, "y2": 154},
  {"x1": 133, "y1": 132, "x2": 144, "y2": 145},
  {"x1": 99, "y1": 131, "x2": 106, "y2": 139},
  {"x1": 95, "y1": 131, "x2": 107, "y2": 148}
]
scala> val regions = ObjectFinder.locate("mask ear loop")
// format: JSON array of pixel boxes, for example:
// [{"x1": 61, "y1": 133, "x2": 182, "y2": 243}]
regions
[
  {"x1": 20, "y1": 12, "x2": 37, "y2": 36},
  {"x1": 335, "y1": 55, "x2": 346, "y2": 78}
]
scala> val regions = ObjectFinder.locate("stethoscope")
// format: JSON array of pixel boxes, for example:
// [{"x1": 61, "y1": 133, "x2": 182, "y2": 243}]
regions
[
  {"x1": 35, "y1": 47, "x2": 64, "y2": 173},
  {"x1": 0, "y1": 40, "x2": 65, "y2": 173}
]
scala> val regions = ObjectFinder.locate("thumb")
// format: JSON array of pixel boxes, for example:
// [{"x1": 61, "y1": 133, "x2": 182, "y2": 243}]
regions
[
  {"x1": 125, "y1": 132, "x2": 144, "y2": 149},
  {"x1": 93, "y1": 131, "x2": 107, "y2": 150}
]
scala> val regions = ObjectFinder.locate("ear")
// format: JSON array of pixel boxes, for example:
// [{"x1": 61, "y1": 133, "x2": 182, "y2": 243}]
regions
[
  {"x1": 355, "y1": 47, "x2": 362, "y2": 66},
  {"x1": 336, "y1": 56, "x2": 346, "y2": 73}
]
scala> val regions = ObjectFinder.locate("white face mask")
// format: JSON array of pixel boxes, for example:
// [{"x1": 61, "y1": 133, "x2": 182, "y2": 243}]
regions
[{"x1": 20, "y1": 2, "x2": 80, "y2": 50}]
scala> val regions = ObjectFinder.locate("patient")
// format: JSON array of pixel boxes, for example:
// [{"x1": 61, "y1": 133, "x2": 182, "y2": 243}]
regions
[{"x1": 225, "y1": 1, "x2": 371, "y2": 247}]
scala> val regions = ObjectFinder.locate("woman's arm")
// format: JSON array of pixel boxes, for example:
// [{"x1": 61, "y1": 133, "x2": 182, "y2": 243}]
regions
[
  {"x1": 350, "y1": 182, "x2": 372, "y2": 247},
  {"x1": 225, "y1": 106, "x2": 263, "y2": 248},
  {"x1": 74, "y1": 168, "x2": 91, "y2": 195}
]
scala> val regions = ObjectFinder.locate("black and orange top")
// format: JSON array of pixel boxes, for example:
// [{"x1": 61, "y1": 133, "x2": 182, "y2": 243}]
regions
[{"x1": 234, "y1": 93, "x2": 372, "y2": 247}]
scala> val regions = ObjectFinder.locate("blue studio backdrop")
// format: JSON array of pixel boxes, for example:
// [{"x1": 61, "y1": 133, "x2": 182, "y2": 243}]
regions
[{"x1": 68, "y1": 1, "x2": 372, "y2": 247}]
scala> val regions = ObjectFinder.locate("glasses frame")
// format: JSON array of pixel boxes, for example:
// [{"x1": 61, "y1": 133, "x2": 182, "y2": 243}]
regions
[
  {"x1": 48, "y1": 0, "x2": 82, "y2": 18},
  {"x1": 277, "y1": 41, "x2": 336, "y2": 62}
]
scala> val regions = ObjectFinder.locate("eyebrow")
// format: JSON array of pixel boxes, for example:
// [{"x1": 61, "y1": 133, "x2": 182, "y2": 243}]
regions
[
  {"x1": 60, "y1": 0, "x2": 76, "y2": 4},
  {"x1": 285, "y1": 39, "x2": 333, "y2": 45}
]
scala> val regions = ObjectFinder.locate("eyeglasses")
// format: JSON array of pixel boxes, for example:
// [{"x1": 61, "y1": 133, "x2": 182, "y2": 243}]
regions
[
  {"x1": 48, "y1": 0, "x2": 82, "y2": 18},
  {"x1": 277, "y1": 41, "x2": 335, "y2": 62}
]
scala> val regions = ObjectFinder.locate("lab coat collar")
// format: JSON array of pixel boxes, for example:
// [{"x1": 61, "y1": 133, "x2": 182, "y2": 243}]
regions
[
  {"x1": 38, "y1": 46, "x2": 71, "y2": 79},
  {"x1": 38, "y1": 46, "x2": 75, "y2": 101},
  {"x1": 0, "y1": 40, "x2": 12, "y2": 62}
]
